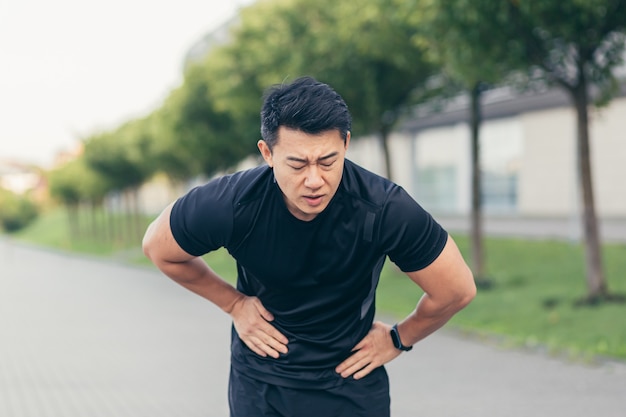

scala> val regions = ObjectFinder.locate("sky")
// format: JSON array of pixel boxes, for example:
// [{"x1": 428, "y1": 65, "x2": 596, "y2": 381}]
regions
[{"x1": 0, "y1": 0, "x2": 249, "y2": 167}]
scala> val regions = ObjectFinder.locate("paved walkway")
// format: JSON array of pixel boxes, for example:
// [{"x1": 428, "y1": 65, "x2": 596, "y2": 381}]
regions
[
  {"x1": 1, "y1": 239, "x2": 625, "y2": 417},
  {"x1": 438, "y1": 215, "x2": 626, "y2": 243}
]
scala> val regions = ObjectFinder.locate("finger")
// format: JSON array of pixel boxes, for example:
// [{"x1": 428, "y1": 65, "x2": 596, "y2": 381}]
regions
[
  {"x1": 351, "y1": 338, "x2": 367, "y2": 352},
  {"x1": 335, "y1": 351, "x2": 359, "y2": 374},
  {"x1": 267, "y1": 335, "x2": 289, "y2": 354},
  {"x1": 263, "y1": 325, "x2": 289, "y2": 346},
  {"x1": 257, "y1": 329, "x2": 288, "y2": 354},
  {"x1": 242, "y1": 324, "x2": 288, "y2": 358},
  {"x1": 258, "y1": 343, "x2": 280, "y2": 359},
  {"x1": 245, "y1": 334, "x2": 282, "y2": 359},
  {"x1": 335, "y1": 355, "x2": 355, "y2": 374},
  {"x1": 353, "y1": 362, "x2": 377, "y2": 380},
  {"x1": 338, "y1": 355, "x2": 370, "y2": 378},
  {"x1": 252, "y1": 297, "x2": 275, "y2": 321},
  {"x1": 254, "y1": 335, "x2": 287, "y2": 359},
  {"x1": 250, "y1": 310, "x2": 288, "y2": 344},
  {"x1": 250, "y1": 299, "x2": 288, "y2": 345},
  {"x1": 340, "y1": 360, "x2": 370, "y2": 378},
  {"x1": 245, "y1": 337, "x2": 269, "y2": 358}
]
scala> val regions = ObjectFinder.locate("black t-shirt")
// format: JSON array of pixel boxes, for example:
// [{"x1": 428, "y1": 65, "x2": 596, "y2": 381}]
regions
[{"x1": 170, "y1": 159, "x2": 447, "y2": 388}]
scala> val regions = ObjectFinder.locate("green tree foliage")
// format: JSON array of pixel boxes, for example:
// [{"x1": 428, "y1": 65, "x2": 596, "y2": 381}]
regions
[
  {"x1": 83, "y1": 120, "x2": 154, "y2": 191},
  {"x1": 48, "y1": 160, "x2": 84, "y2": 207},
  {"x1": 48, "y1": 157, "x2": 111, "y2": 239},
  {"x1": 49, "y1": 157, "x2": 110, "y2": 207},
  {"x1": 202, "y1": 0, "x2": 437, "y2": 179},
  {"x1": 44, "y1": 2, "x2": 624, "y2": 304},
  {"x1": 500, "y1": 0, "x2": 626, "y2": 301},
  {"x1": 83, "y1": 119, "x2": 157, "y2": 242},
  {"x1": 0, "y1": 187, "x2": 38, "y2": 232},
  {"x1": 69, "y1": 0, "x2": 439, "y2": 183},
  {"x1": 303, "y1": 0, "x2": 438, "y2": 180},
  {"x1": 419, "y1": 0, "x2": 521, "y2": 87},
  {"x1": 419, "y1": 0, "x2": 528, "y2": 282},
  {"x1": 197, "y1": 0, "x2": 295, "y2": 153},
  {"x1": 417, "y1": 0, "x2": 626, "y2": 300},
  {"x1": 152, "y1": 63, "x2": 256, "y2": 180}
]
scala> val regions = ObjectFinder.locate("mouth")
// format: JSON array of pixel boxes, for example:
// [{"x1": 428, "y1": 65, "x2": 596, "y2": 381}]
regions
[{"x1": 303, "y1": 195, "x2": 324, "y2": 206}]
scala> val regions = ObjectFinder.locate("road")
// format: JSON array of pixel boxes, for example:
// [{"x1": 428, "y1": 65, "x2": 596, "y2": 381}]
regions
[{"x1": 1, "y1": 239, "x2": 625, "y2": 417}]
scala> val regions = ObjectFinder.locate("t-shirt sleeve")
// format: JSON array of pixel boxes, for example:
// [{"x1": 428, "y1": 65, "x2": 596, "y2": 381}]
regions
[
  {"x1": 379, "y1": 186, "x2": 448, "y2": 272},
  {"x1": 169, "y1": 176, "x2": 234, "y2": 257}
]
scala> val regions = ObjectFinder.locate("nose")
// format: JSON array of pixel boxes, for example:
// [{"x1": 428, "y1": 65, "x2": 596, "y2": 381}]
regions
[{"x1": 304, "y1": 165, "x2": 324, "y2": 189}]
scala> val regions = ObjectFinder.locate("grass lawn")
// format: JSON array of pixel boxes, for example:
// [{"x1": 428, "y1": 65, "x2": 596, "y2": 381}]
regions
[
  {"x1": 10, "y1": 208, "x2": 626, "y2": 361},
  {"x1": 378, "y1": 236, "x2": 626, "y2": 361},
  {"x1": 13, "y1": 207, "x2": 152, "y2": 258}
]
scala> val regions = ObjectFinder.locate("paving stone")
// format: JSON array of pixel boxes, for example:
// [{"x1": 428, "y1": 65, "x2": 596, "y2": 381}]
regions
[{"x1": 1, "y1": 239, "x2": 625, "y2": 417}]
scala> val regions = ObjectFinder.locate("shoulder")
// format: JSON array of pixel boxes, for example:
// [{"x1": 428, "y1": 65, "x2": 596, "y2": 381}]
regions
[
  {"x1": 171, "y1": 164, "x2": 272, "y2": 230},
  {"x1": 168, "y1": 165, "x2": 273, "y2": 256},
  {"x1": 213, "y1": 164, "x2": 272, "y2": 194},
  {"x1": 340, "y1": 159, "x2": 399, "y2": 208},
  {"x1": 183, "y1": 164, "x2": 273, "y2": 207}
]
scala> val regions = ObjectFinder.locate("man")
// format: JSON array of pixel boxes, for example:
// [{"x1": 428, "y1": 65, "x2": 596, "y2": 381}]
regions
[{"x1": 142, "y1": 76, "x2": 476, "y2": 416}]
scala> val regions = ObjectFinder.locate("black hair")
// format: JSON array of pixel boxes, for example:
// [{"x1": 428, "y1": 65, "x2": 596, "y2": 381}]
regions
[{"x1": 260, "y1": 76, "x2": 352, "y2": 149}]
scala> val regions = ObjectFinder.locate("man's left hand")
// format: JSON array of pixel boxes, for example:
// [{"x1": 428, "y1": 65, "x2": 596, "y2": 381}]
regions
[{"x1": 335, "y1": 321, "x2": 402, "y2": 380}]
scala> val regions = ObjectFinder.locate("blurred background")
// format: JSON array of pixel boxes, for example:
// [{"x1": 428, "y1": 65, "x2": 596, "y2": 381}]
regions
[{"x1": 1, "y1": 0, "x2": 626, "y2": 389}]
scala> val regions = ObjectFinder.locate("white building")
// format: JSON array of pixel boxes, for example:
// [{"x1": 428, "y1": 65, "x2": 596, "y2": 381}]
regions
[
  {"x1": 347, "y1": 85, "x2": 626, "y2": 242},
  {"x1": 167, "y1": 20, "x2": 626, "y2": 242},
  {"x1": 0, "y1": 160, "x2": 41, "y2": 195}
]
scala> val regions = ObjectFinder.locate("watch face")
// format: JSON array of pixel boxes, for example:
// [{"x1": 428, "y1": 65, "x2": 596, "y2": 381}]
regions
[
  {"x1": 391, "y1": 325, "x2": 412, "y2": 351},
  {"x1": 391, "y1": 327, "x2": 402, "y2": 349}
]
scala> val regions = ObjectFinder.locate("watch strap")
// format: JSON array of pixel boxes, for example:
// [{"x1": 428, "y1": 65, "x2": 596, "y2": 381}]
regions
[{"x1": 390, "y1": 323, "x2": 413, "y2": 352}]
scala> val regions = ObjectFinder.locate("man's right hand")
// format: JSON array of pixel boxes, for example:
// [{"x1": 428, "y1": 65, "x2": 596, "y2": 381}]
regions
[{"x1": 229, "y1": 296, "x2": 289, "y2": 358}]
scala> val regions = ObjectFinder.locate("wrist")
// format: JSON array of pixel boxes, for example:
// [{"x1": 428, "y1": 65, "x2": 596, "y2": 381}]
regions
[
  {"x1": 223, "y1": 291, "x2": 247, "y2": 315},
  {"x1": 390, "y1": 323, "x2": 413, "y2": 352}
]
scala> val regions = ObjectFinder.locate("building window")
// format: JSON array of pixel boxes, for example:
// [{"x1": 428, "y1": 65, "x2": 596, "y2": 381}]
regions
[
  {"x1": 416, "y1": 165, "x2": 457, "y2": 213},
  {"x1": 481, "y1": 169, "x2": 517, "y2": 212},
  {"x1": 479, "y1": 119, "x2": 523, "y2": 214}
]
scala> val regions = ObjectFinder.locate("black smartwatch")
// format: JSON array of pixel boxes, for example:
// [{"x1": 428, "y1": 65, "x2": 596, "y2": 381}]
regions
[{"x1": 390, "y1": 324, "x2": 413, "y2": 351}]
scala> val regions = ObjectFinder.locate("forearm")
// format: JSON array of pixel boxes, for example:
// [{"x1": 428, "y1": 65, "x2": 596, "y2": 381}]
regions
[
  {"x1": 154, "y1": 256, "x2": 244, "y2": 314},
  {"x1": 398, "y1": 291, "x2": 472, "y2": 346},
  {"x1": 142, "y1": 208, "x2": 245, "y2": 315},
  {"x1": 397, "y1": 236, "x2": 476, "y2": 347}
]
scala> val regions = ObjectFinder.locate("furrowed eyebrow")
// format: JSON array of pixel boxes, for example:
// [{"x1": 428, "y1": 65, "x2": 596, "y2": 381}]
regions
[{"x1": 286, "y1": 152, "x2": 339, "y2": 164}]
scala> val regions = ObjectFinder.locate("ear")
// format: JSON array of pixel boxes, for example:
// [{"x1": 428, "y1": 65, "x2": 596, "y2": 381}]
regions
[
  {"x1": 257, "y1": 140, "x2": 273, "y2": 167},
  {"x1": 345, "y1": 131, "x2": 351, "y2": 150}
]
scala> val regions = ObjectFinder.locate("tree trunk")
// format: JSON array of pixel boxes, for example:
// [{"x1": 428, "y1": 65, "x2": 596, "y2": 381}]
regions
[
  {"x1": 89, "y1": 200, "x2": 98, "y2": 238},
  {"x1": 123, "y1": 189, "x2": 133, "y2": 245},
  {"x1": 469, "y1": 83, "x2": 486, "y2": 280},
  {"x1": 571, "y1": 81, "x2": 608, "y2": 300},
  {"x1": 131, "y1": 187, "x2": 143, "y2": 243},
  {"x1": 378, "y1": 128, "x2": 393, "y2": 181},
  {"x1": 67, "y1": 203, "x2": 79, "y2": 243}
]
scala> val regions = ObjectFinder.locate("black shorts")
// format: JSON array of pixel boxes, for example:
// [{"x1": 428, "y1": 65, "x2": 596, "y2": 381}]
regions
[{"x1": 228, "y1": 366, "x2": 390, "y2": 417}]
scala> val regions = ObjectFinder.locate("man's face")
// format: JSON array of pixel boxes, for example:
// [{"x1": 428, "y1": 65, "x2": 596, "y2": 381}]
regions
[{"x1": 258, "y1": 126, "x2": 350, "y2": 221}]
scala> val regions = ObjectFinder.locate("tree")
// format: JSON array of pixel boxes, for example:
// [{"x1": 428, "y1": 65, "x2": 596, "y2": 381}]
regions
[
  {"x1": 310, "y1": 0, "x2": 440, "y2": 181},
  {"x1": 198, "y1": 0, "x2": 296, "y2": 158},
  {"x1": 83, "y1": 120, "x2": 155, "y2": 242},
  {"x1": 48, "y1": 158, "x2": 109, "y2": 240},
  {"x1": 139, "y1": 107, "x2": 194, "y2": 182},
  {"x1": 83, "y1": 123, "x2": 152, "y2": 191},
  {"x1": 503, "y1": 0, "x2": 626, "y2": 302},
  {"x1": 205, "y1": 0, "x2": 438, "y2": 180},
  {"x1": 0, "y1": 187, "x2": 38, "y2": 232},
  {"x1": 419, "y1": 0, "x2": 527, "y2": 282},
  {"x1": 157, "y1": 63, "x2": 256, "y2": 179}
]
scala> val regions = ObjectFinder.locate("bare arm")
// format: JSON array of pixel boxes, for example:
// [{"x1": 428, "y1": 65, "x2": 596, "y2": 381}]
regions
[
  {"x1": 336, "y1": 235, "x2": 476, "y2": 379},
  {"x1": 394, "y1": 235, "x2": 476, "y2": 346},
  {"x1": 142, "y1": 203, "x2": 288, "y2": 357}
]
